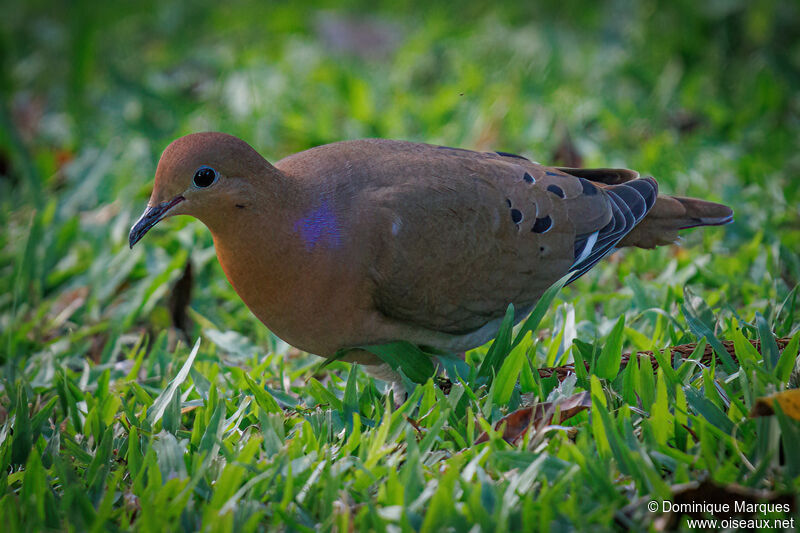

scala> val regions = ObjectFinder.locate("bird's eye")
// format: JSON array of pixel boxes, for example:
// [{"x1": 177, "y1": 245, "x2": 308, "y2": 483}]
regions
[{"x1": 193, "y1": 166, "x2": 218, "y2": 188}]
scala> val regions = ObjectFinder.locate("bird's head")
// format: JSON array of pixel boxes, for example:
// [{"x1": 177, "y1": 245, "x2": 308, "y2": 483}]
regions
[{"x1": 129, "y1": 132, "x2": 273, "y2": 248}]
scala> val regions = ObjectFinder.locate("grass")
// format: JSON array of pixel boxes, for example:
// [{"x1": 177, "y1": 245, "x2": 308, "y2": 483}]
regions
[{"x1": 2, "y1": 0, "x2": 800, "y2": 530}]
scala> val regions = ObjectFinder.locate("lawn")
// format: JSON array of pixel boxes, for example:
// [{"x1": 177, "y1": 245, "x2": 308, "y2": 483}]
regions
[{"x1": 1, "y1": 1, "x2": 800, "y2": 531}]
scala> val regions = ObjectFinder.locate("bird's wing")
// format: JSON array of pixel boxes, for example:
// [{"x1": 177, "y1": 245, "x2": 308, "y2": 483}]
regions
[{"x1": 361, "y1": 143, "x2": 657, "y2": 335}]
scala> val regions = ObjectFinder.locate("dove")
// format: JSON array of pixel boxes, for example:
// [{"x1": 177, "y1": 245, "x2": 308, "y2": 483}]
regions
[{"x1": 130, "y1": 132, "x2": 732, "y2": 374}]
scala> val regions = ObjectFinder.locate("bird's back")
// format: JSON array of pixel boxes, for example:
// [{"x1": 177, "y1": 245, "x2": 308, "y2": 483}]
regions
[{"x1": 276, "y1": 139, "x2": 652, "y2": 351}]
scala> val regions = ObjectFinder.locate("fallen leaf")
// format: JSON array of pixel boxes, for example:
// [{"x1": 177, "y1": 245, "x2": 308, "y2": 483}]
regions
[
  {"x1": 750, "y1": 388, "x2": 800, "y2": 420},
  {"x1": 476, "y1": 390, "x2": 590, "y2": 444}
]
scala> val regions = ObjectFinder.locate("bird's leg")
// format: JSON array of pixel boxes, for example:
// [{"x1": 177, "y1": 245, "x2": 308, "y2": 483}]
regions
[
  {"x1": 362, "y1": 362, "x2": 408, "y2": 406},
  {"x1": 362, "y1": 351, "x2": 467, "y2": 406}
]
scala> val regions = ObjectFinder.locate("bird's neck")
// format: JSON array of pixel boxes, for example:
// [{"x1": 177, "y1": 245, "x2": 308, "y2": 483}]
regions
[
  {"x1": 203, "y1": 173, "x2": 339, "y2": 347},
  {"x1": 203, "y1": 170, "x2": 303, "y2": 300}
]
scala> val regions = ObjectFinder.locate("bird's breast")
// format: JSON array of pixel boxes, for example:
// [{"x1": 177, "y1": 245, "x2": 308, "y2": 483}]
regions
[{"x1": 209, "y1": 214, "x2": 381, "y2": 356}]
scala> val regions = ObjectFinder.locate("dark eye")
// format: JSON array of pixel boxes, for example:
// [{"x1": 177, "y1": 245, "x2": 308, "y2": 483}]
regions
[{"x1": 193, "y1": 166, "x2": 218, "y2": 188}]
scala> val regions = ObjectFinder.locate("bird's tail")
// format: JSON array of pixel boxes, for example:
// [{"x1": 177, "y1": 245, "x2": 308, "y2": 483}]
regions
[{"x1": 618, "y1": 194, "x2": 733, "y2": 249}]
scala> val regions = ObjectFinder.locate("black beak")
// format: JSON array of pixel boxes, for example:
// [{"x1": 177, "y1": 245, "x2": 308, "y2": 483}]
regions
[{"x1": 129, "y1": 196, "x2": 184, "y2": 248}]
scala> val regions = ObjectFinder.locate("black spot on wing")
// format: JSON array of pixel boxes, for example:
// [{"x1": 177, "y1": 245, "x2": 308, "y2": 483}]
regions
[
  {"x1": 531, "y1": 215, "x2": 552, "y2": 233},
  {"x1": 547, "y1": 184, "x2": 565, "y2": 198},
  {"x1": 510, "y1": 208, "x2": 523, "y2": 224},
  {"x1": 523, "y1": 172, "x2": 535, "y2": 184}
]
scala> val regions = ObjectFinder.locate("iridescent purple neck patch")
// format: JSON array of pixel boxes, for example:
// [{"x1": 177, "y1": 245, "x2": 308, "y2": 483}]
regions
[{"x1": 294, "y1": 199, "x2": 342, "y2": 250}]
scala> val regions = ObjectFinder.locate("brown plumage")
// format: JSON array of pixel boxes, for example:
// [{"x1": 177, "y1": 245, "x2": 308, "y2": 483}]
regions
[{"x1": 129, "y1": 132, "x2": 733, "y2": 365}]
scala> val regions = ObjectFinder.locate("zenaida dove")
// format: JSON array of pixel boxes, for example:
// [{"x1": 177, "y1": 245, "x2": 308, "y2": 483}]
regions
[{"x1": 130, "y1": 133, "x2": 732, "y2": 372}]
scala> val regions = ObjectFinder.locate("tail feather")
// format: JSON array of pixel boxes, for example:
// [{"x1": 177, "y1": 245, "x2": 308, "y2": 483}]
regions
[
  {"x1": 618, "y1": 194, "x2": 733, "y2": 249},
  {"x1": 672, "y1": 196, "x2": 735, "y2": 229}
]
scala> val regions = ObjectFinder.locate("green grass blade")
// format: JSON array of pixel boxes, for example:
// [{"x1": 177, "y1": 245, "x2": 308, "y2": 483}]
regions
[
  {"x1": 478, "y1": 304, "x2": 516, "y2": 380},
  {"x1": 11, "y1": 384, "x2": 32, "y2": 466},
  {"x1": 681, "y1": 292, "x2": 736, "y2": 373},
  {"x1": 755, "y1": 312, "x2": 780, "y2": 370},
  {"x1": 595, "y1": 315, "x2": 625, "y2": 381},
  {"x1": 361, "y1": 341, "x2": 435, "y2": 384},
  {"x1": 244, "y1": 373, "x2": 282, "y2": 414},
  {"x1": 512, "y1": 275, "x2": 569, "y2": 349},
  {"x1": 147, "y1": 338, "x2": 201, "y2": 425},
  {"x1": 776, "y1": 331, "x2": 800, "y2": 383},
  {"x1": 491, "y1": 335, "x2": 528, "y2": 405}
]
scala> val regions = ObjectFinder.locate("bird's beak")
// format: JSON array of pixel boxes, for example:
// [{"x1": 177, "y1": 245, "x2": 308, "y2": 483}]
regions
[{"x1": 129, "y1": 196, "x2": 185, "y2": 248}]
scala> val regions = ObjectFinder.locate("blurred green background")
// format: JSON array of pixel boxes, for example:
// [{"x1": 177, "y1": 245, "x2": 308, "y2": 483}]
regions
[{"x1": 2, "y1": 1, "x2": 800, "y2": 530}]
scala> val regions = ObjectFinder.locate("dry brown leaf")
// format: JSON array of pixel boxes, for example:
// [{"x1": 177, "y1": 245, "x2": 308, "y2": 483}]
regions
[
  {"x1": 476, "y1": 390, "x2": 590, "y2": 444},
  {"x1": 750, "y1": 388, "x2": 800, "y2": 420}
]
